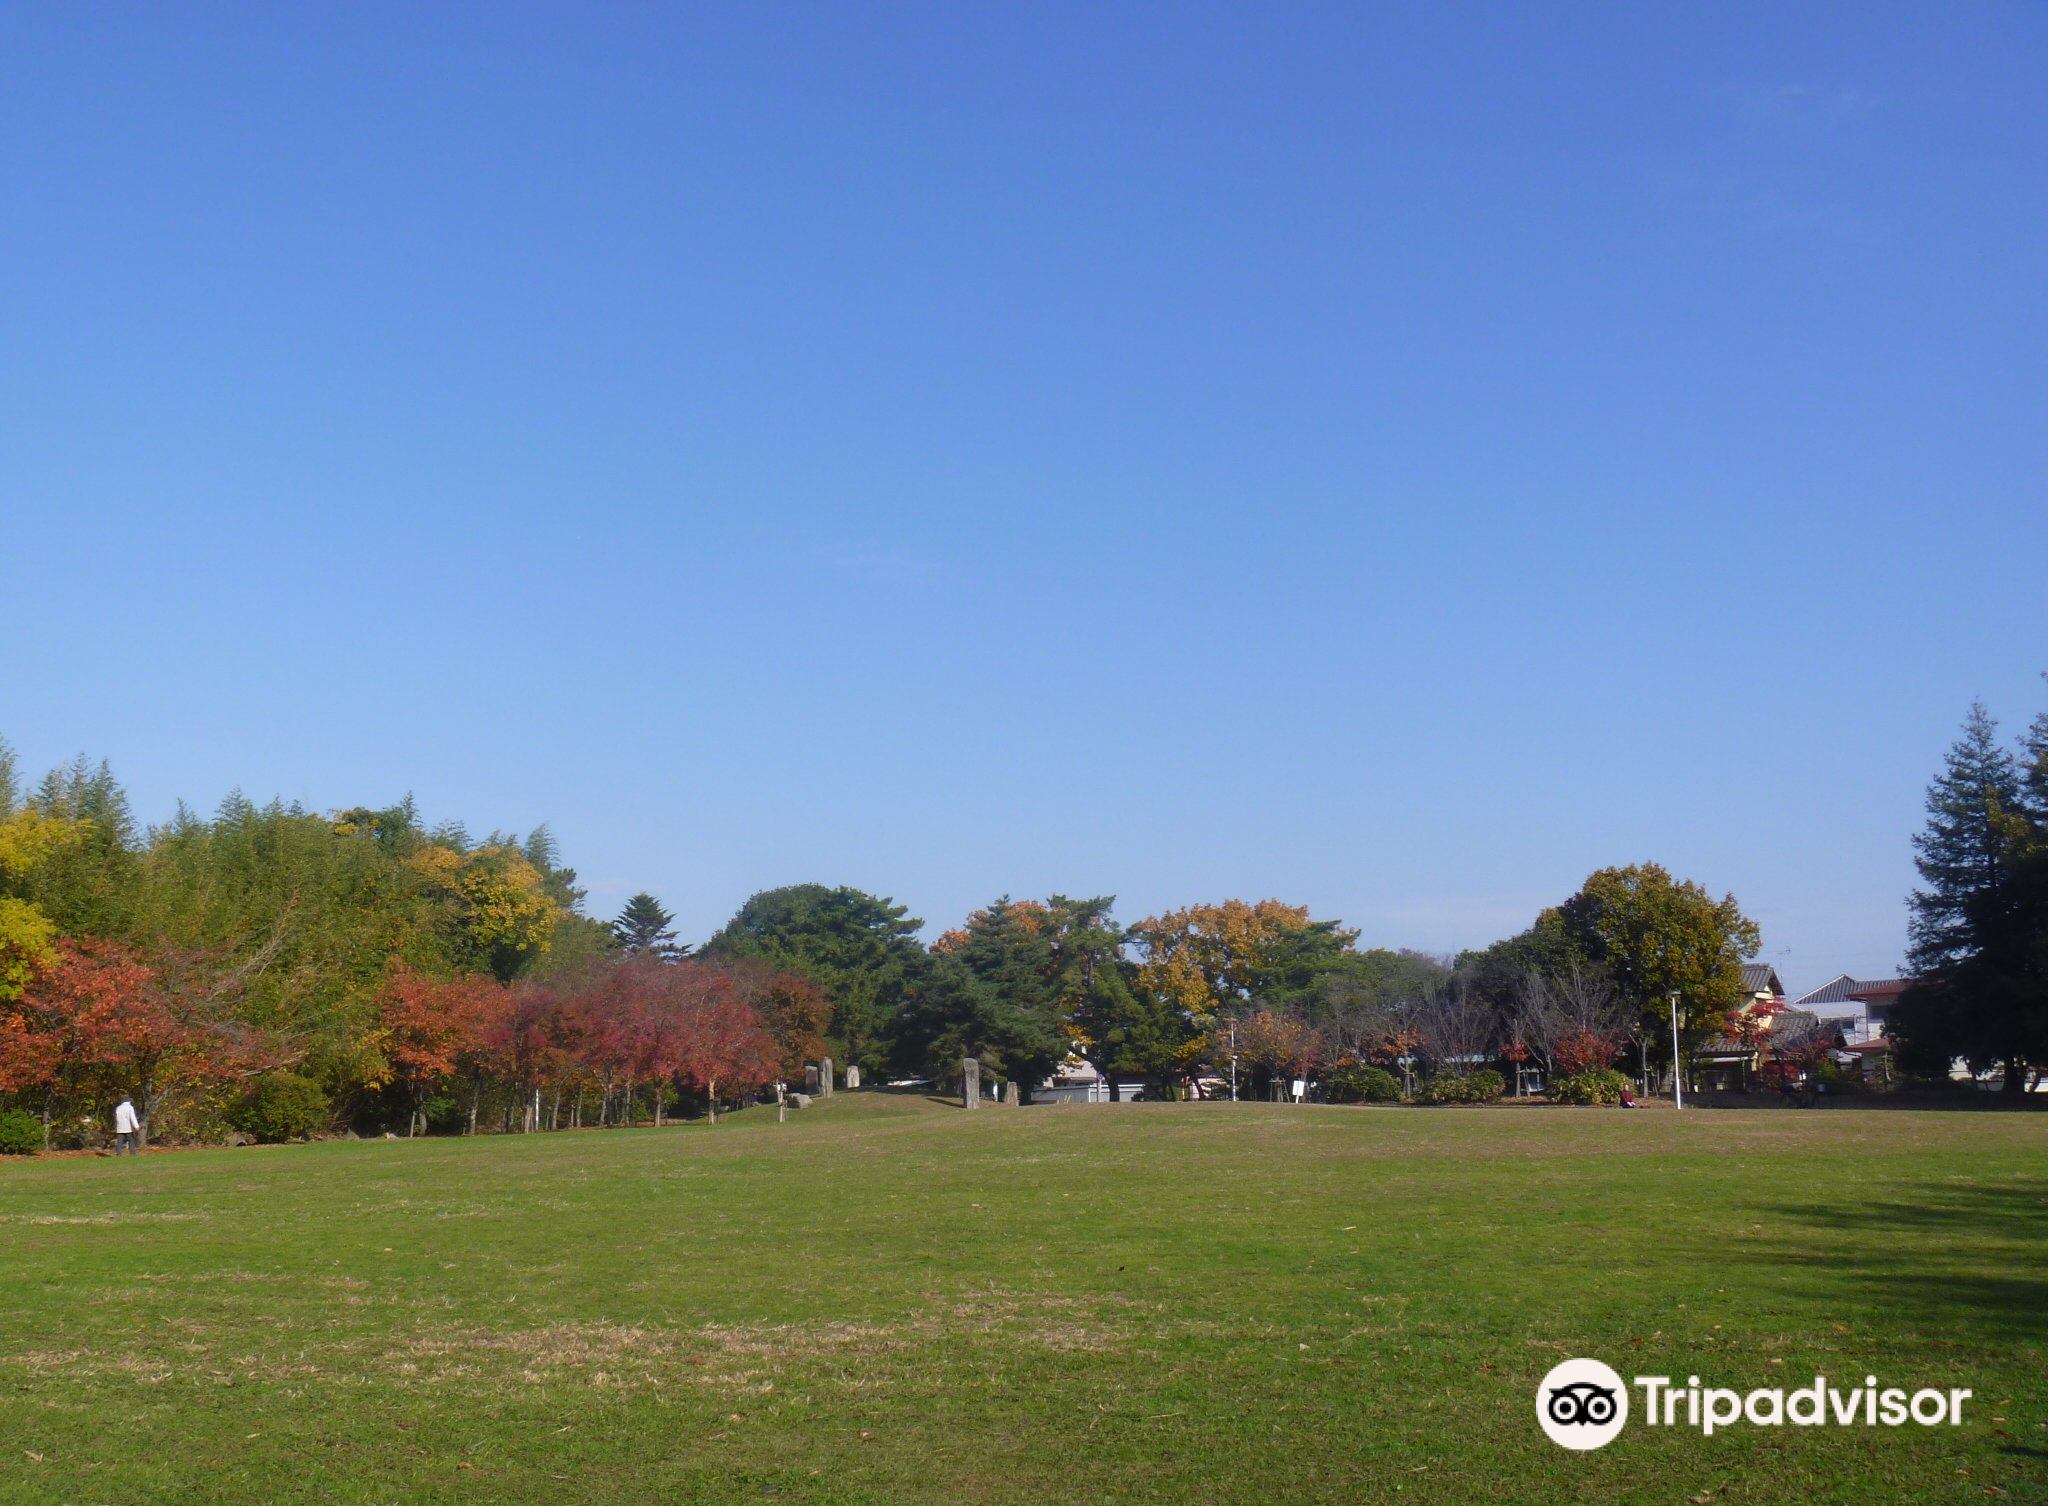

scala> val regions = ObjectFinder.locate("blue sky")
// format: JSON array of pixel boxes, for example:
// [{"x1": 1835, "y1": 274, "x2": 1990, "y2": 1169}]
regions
[{"x1": 4, "y1": 3, "x2": 2044, "y2": 991}]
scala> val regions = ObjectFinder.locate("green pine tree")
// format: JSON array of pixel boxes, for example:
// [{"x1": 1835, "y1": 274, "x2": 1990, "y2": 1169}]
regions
[
  {"x1": 613, "y1": 892, "x2": 687, "y2": 960},
  {"x1": 1908, "y1": 701, "x2": 2022, "y2": 976},
  {"x1": 1894, "y1": 700, "x2": 2043, "y2": 1092}
]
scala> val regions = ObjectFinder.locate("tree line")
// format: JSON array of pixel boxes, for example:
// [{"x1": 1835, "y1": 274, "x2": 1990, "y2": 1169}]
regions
[{"x1": 0, "y1": 736, "x2": 1796, "y2": 1147}]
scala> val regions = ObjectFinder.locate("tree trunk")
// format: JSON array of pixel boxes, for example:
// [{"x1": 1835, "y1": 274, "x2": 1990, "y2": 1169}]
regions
[
  {"x1": 136, "y1": 1078, "x2": 162, "y2": 1150},
  {"x1": 2005, "y1": 1058, "x2": 2028, "y2": 1096},
  {"x1": 707, "y1": 1079, "x2": 717, "y2": 1125}
]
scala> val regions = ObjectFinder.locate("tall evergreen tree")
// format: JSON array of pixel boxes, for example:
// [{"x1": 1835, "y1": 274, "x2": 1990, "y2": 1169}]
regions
[
  {"x1": 1893, "y1": 699, "x2": 2044, "y2": 1092},
  {"x1": 1070, "y1": 960, "x2": 1188, "y2": 1097},
  {"x1": 1907, "y1": 701, "x2": 2022, "y2": 976},
  {"x1": 920, "y1": 897, "x2": 1070, "y2": 1097},
  {"x1": 27, "y1": 757, "x2": 141, "y2": 936},
  {"x1": 701, "y1": 884, "x2": 924, "y2": 1072},
  {"x1": 612, "y1": 892, "x2": 687, "y2": 960}
]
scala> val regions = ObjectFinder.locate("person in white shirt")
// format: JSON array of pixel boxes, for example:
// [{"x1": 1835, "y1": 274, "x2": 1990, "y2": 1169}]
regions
[{"x1": 113, "y1": 1096, "x2": 140, "y2": 1156}]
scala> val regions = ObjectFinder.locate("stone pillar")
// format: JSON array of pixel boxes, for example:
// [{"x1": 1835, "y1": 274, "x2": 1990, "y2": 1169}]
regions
[
  {"x1": 1003, "y1": 1080, "x2": 1020, "y2": 1107},
  {"x1": 845, "y1": 1064, "x2": 861, "y2": 1090},
  {"x1": 962, "y1": 1057, "x2": 980, "y2": 1109},
  {"x1": 820, "y1": 1056, "x2": 835, "y2": 1097},
  {"x1": 805, "y1": 1064, "x2": 820, "y2": 1094}
]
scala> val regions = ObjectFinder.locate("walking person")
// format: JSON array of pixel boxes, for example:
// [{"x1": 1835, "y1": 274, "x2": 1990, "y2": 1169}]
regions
[{"x1": 113, "y1": 1095, "x2": 141, "y2": 1155}]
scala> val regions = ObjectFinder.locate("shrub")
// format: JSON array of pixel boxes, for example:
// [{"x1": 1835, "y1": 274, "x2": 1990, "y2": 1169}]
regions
[
  {"x1": 1812, "y1": 1057, "x2": 1861, "y2": 1094},
  {"x1": 1551, "y1": 1068, "x2": 1633, "y2": 1105},
  {"x1": 231, "y1": 1073, "x2": 330, "y2": 1143},
  {"x1": 1321, "y1": 1063, "x2": 1405, "y2": 1104},
  {"x1": 424, "y1": 1094, "x2": 469, "y2": 1135},
  {"x1": 1422, "y1": 1069, "x2": 1505, "y2": 1105},
  {"x1": 0, "y1": 1108, "x2": 43, "y2": 1156}
]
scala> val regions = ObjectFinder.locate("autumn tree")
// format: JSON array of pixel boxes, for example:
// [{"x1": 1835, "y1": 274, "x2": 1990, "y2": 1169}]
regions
[
  {"x1": 410, "y1": 843, "x2": 564, "y2": 982},
  {"x1": 668, "y1": 973, "x2": 779, "y2": 1123},
  {"x1": 1551, "y1": 864, "x2": 1761, "y2": 1077},
  {"x1": 1128, "y1": 900, "x2": 1350, "y2": 1029},
  {"x1": 1227, "y1": 1008, "x2": 1327, "y2": 1100},
  {"x1": 377, "y1": 965, "x2": 506, "y2": 1137},
  {"x1": 1123, "y1": 899, "x2": 1356, "y2": 1091},
  {"x1": 0, "y1": 805, "x2": 81, "y2": 1003},
  {"x1": 724, "y1": 959, "x2": 831, "y2": 1078},
  {"x1": 21, "y1": 939, "x2": 264, "y2": 1148}
]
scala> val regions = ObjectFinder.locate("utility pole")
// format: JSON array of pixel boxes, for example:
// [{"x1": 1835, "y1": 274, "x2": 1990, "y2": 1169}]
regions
[{"x1": 1669, "y1": 990, "x2": 1684, "y2": 1111}]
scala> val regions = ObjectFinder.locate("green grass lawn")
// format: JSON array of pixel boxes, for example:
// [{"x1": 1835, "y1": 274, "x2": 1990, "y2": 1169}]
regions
[{"x1": 1, "y1": 1095, "x2": 2043, "y2": 1505}]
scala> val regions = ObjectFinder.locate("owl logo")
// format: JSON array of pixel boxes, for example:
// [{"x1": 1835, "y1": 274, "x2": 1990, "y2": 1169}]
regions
[
  {"x1": 1536, "y1": 1359, "x2": 1629, "y2": 1449},
  {"x1": 1546, "y1": 1380, "x2": 1619, "y2": 1427}
]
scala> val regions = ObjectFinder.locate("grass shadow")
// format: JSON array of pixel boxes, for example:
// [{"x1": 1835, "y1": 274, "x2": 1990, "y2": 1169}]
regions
[{"x1": 1731, "y1": 1181, "x2": 2048, "y2": 1345}]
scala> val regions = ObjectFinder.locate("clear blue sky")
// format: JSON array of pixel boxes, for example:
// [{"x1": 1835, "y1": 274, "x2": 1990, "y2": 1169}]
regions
[{"x1": 4, "y1": 4, "x2": 2044, "y2": 992}]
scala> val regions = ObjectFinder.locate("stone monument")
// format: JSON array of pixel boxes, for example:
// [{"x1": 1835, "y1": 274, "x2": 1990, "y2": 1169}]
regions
[{"x1": 962, "y1": 1057, "x2": 980, "y2": 1109}]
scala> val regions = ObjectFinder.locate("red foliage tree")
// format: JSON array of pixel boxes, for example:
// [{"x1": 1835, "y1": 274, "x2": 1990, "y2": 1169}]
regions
[
  {"x1": 22, "y1": 938, "x2": 256, "y2": 1148},
  {"x1": 1551, "y1": 1026, "x2": 1625, "y2": 1076},
  {"x1": 378, "y1": 965, "x2": 506, "y2": 1137},
  {"x1": 724, "y1": 959, "x2": 830, "y2": 1078}
]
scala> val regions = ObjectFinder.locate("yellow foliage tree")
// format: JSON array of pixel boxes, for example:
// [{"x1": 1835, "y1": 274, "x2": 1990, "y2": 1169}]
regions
[
  {"x1": 408, "y1": 844, "x2": 562, "y2": 981},
  {"x1": 1127, "y1": 899, "x2": 1316, "y2": 1028},
  {"x1": 0, "y1": 811, "x2": 84, "y2": 1000}
]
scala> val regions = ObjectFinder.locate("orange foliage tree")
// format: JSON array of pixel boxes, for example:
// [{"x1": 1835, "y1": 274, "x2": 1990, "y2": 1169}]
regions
[
  {"x1": 377, "y1": 964, "x2": 508, "y2": 1137},
  {"x1": 18, "y1": 938, "x2": 266, "y2": 1147}
]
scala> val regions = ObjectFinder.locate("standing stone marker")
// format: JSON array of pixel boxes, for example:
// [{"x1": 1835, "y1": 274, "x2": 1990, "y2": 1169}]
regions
[
  {"x1": 1003, "y1": 1080, "x2": 1020, "y2": 1107},
  {"x1": 962, "y1": 1057, "x2": 980, "y2": 1109},
  {"x1": 820, "y1": 1056, "x2": 835, "y2": 1096},
  {"x1": 845, "y1": 1063, "x2": 861, "y2": 1090},
  {"x1": 805, "y1": 1064, "x2": 821, "y2": 1094}
]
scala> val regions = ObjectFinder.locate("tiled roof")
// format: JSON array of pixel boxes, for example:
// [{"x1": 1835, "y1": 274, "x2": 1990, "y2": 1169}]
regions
[
  {"x1": 1847, "y1": 979, "x2": 1911, "y2": 1001},
  {"x1": 1741, "y1": 963, "x2": 1784, "y2": 995},
  {"x1": 1794, "y1": 974, "x2": 1861, "y2": 1006}
]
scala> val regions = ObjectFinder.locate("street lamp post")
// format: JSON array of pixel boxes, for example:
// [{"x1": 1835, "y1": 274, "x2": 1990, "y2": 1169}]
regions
[{"x1": 1669, "y1": 989, "x2": 1684, "y2": 1111}]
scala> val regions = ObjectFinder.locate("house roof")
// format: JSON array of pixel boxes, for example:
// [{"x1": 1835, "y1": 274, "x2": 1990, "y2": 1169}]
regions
[
  {"x1": 1740, "y1": 963, "x2": 1785, "y2": 996},
  {"x1": 1793, "y1": 973, "x2": 1862, "y2": 1006},
  {"x1": 1847, "y1": 979, "x2": 1911, "y2": 1002},
  {"x1": 1707, "y1": 1007, "x2": 1834, "y2": 1055}
]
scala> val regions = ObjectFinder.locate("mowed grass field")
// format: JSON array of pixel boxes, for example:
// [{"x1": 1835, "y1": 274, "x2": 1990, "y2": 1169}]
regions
[{"x1": 1, "y1": 1096, "x2": 2044, "y2": 1506}]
